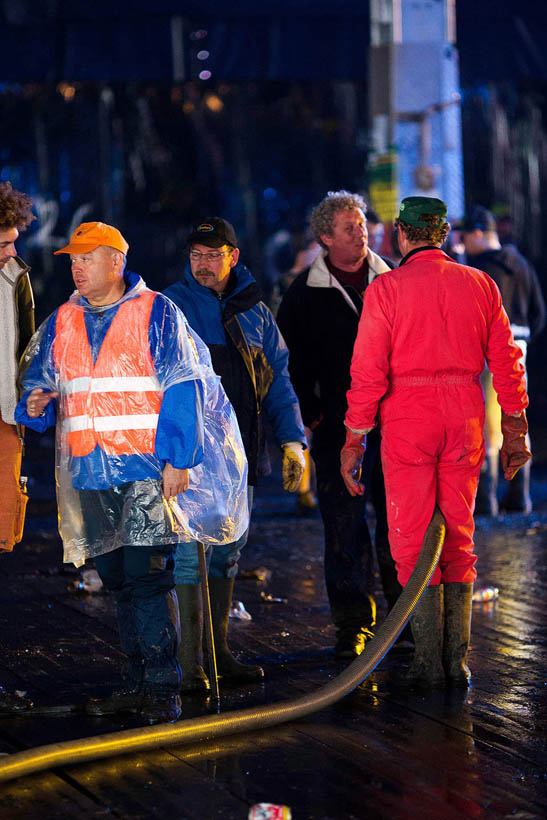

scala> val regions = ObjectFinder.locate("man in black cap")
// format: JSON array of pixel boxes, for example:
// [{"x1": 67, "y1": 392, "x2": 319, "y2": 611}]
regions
[
  {"x1": 461, "y1": 206, "x2": 545, "y2": 514},
  {"x1": 164, "y1": 217, "x2": 306, "y2": 693},
  {"x1": 342, "y1": 196, "x2": 530, "y2": 690}
]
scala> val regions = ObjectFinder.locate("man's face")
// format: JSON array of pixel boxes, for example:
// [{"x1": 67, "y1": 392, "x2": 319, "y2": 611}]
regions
[
  {"x1": 321, "y1": 208, "x2": 368, "y2": 266},
  {"x1": 189, "y1": 243, "x2": 239, "y2": 293},
  {"x1": 461, "y1": 230, "x2": 483, "y2": 256},
  {"x1": 69, "y1": 246, "x2": 124, "y2": 305},
  {"x1": 0, "y1": 226, "x2": 19, "y2": 268}
]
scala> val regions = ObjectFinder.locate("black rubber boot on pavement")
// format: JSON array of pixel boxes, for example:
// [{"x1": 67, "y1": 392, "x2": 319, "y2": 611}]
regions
[
  {"x1": 207, "y1": 578, "x2": 264, "y2": 682},
  {"x1": 175, "y1": 584, "x2": 210, "y2": 695},
  {"x1": 443, "y1": 582, "x2": 473, "y2": 687},
  {"x1": 334, "y1": 626, "x2": 374, "y2": 661},
  {"x1": 393, "y1": 585, "x2": 445, "y2": 689}
]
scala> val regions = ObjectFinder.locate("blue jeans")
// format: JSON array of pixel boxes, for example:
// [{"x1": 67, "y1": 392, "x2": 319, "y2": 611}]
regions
[
  {"x1": 174, "y1": 488, "x2": 254, "y2": 584},
  {"x1": 94, "y1": 543, "x2": 180, "y2": 693}
]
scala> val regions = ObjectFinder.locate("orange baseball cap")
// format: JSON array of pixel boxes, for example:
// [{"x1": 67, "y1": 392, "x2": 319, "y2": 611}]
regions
[{"x1": 54, "y1": 222, "x2": 129, "y2": 255}]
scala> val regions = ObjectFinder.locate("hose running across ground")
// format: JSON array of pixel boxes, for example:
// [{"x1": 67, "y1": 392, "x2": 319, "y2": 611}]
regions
[{"x1": 0, "y1": 507, "x2": 446, "y2": 783}]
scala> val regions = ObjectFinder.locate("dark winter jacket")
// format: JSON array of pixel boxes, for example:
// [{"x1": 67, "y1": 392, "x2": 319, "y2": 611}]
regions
[
  {"x1": 164, "y1": 262, "x2": 305, "y2": 485},
  {"x1": 276, "y1": 248, "x2": 390, "y2": 456},
  {"x1": 467, "y1": 245, "x2": 545, "y2": 342}
]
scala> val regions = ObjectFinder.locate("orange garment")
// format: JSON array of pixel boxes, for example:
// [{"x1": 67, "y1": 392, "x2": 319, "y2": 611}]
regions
[
  {"x1": 0, "y1": 417, "x2": 27, "y2": 551},
  {"x1": 53, "y1": 292, "x2": 162, "y2": 457},
  {"x1": 346, "y1": 249, "x2": 528, "y2": 586}
]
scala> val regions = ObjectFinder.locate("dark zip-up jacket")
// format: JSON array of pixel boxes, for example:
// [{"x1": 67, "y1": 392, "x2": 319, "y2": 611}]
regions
[
  {"x1": 276, "y1": 248, "x2": 391, "y2": 456},
  {"x1": 467, "y1": 246, "x2": 545, "y2": 341},
  {"x1": 164, "y1": 262, "x2": 305, "y2": 485}
]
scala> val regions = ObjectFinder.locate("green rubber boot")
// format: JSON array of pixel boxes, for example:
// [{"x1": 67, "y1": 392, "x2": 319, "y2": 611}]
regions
[
  {"x1": 394, "y1": 585, "x2": 445, "y2": 689},
  {"x1": 443, "y1": 582, "x2": 473, "y2": 687},
  {"x1": 175, "y1": 584, "x2": 210, "y2": 695},
  {"x1": 207, "y1": 578, "x2": 264, "y2": 682}
]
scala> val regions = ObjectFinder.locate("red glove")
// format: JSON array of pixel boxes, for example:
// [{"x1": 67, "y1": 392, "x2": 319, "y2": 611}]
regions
[
  {"x1": 500, "y1": 410, "x2": 531, "y2": 481},
  {"x1": 340, "y1": 428, "x2": 366, "y2": 496}
]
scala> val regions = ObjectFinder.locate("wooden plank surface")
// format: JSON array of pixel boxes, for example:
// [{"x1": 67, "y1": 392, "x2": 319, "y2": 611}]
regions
[{"x1": 0, "y1": 447, "x2": 545, "y2": 819}]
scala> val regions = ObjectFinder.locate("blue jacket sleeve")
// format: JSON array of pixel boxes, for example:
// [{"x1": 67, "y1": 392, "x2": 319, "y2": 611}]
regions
[
  {"x1": 149, "y1": 295, "x2": 205, "y2": 468},
  {"x1": 155, "y1": 381, "x2": 205, "y2": 468},
  {"x1": 260, "y1": 306, "x2": 306, "y2": 447},
  {"x1": 14, "y1": 313, "x2": 58, "y2": 432}
]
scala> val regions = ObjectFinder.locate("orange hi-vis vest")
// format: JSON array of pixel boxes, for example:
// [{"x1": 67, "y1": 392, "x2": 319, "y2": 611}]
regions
[{"x1": 53, "y1": 291, "x2": 162, "y2": 457}]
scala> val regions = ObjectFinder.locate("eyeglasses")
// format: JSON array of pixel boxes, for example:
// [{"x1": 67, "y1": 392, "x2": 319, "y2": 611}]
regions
[{"x1": 189, "y1": 250, "x2": 230, "y2": 263}]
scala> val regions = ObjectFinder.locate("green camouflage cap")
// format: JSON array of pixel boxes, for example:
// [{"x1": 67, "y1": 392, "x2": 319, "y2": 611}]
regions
[{"x1": 398, "y1": 196, "x2": 447, "y2": 228}]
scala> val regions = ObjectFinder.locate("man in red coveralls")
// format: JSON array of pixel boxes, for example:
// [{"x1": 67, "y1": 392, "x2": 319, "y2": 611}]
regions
[{"x1": 341, "y1": 197, "x2": 530, "y2": 689}]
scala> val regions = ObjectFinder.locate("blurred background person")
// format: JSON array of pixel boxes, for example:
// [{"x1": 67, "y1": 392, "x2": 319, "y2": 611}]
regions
[{"x1": 462, "y1": 206, "x2": 545, "y2": 514}]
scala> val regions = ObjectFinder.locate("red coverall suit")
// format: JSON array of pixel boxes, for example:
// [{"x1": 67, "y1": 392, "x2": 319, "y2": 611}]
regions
[{"x1": 345, "y1": 248, "x2": 528, "y2": 587}]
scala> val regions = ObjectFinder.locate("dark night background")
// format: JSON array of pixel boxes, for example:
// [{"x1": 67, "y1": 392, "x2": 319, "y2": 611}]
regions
[{"x1": 1, "y1": 0, "x2": 546, "y2": 452}]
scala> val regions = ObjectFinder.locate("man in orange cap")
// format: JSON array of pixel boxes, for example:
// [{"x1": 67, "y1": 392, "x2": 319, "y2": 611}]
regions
[
  {"x1": 342, "y1": 197, "x2": 530, "y2": 690},
  {"x1": 15, "y1": 221, "x2": 208, "y2": 723}
]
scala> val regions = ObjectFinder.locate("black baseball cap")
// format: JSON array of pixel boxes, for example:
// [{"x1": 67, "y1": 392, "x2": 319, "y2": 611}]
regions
[
  {"x1": 186, "y1": 217, "x2": 238, "y2": 248},
  {"x1": 461, "y1": 206, "x2": 496, "y2": 233}
]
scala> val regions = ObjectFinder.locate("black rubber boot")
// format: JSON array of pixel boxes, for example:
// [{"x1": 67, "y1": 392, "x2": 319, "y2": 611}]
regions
[
  {"x1": 394, "y1": 585, "x2": 445, "y2": 689},
  {"x1": 334, "y1": 626, "x2": 374, "y2": 661},
  {"x1": 207, "y1": 578, "x2": 264, "y2": 682},
  {"x1": 175, "y1": 584, "x2": 210, "y2": 695},
  {"x1": 443, "y1": 582, "x2": 473, "y2": 687}
]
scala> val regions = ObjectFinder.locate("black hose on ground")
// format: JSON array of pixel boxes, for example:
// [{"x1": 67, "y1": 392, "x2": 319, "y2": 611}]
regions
[{"x1": 0, "y1": 507, "x2": 446, "y2": 783}]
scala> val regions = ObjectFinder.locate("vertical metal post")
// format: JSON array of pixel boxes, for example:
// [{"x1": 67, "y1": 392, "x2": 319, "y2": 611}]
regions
[{"x1": 197, "y1": 542, "x2": 220, "y2": 702}]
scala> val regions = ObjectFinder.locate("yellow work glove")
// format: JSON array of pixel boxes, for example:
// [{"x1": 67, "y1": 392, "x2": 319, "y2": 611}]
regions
[{"x1": 281, "y1": 442, "x2": 306, "y2": 492}]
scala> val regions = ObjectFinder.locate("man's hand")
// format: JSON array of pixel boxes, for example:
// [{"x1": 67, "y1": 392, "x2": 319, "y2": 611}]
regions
[
  {"x1": 500, "y1": 410, "x2": 531, "y2": 481},
  {"x1": 26, "y1": 388, "x2": 58, "y2": 418},
  {"x1": 340, "y1": 427, "x2": 368, "y2": 496},
  {"x1": 162, "y1": 463, "x2": 190, "y2": 498},
  {"x1": 282, "y1": 442, "x2": 306, "y2": 492}
]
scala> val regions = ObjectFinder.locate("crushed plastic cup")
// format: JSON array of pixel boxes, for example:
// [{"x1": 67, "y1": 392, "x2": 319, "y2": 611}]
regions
[
  {"x1": 260, "y1": 591, "x2": 288, "y2": 605},
  {"x1": 229, "y1": 600, "x2": 252, "y2": 620},
  {"x1": 472, "y1": 586, "x2": 499, "y2": 602},
  {"x1": 249, "y1": 804, "x2": 292, "y2": 820}
]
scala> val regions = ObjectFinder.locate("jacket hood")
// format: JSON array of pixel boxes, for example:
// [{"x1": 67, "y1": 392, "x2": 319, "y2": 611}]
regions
[{"x1": 68, "y1": 270, "x2": 146, "y2": 312}]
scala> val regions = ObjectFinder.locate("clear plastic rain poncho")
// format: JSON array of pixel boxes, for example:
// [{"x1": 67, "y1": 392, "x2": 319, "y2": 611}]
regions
[{"x1": 19, "y1": 278, "x2": 248, "y2": 567}]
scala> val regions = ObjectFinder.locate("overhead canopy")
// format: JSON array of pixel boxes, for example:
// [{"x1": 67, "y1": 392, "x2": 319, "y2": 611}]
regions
[{"x1": 0, "y1": 1, "x2": 370, "y2": 82}]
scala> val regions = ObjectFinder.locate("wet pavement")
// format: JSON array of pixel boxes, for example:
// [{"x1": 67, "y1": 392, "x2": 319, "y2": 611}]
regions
[{"x1": 0, "y1": 431, "x2": 545, "y2": 819}]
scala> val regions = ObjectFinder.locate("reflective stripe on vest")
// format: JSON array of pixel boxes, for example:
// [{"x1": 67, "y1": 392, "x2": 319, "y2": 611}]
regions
[{"x1": 53, "y1": 292, "x2": 162, "y2": 457}]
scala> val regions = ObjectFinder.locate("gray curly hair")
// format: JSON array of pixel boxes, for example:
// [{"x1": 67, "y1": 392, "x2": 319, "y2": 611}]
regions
[{"x1": 310, "y1": 190, "x2": 367, "y2": 249}]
